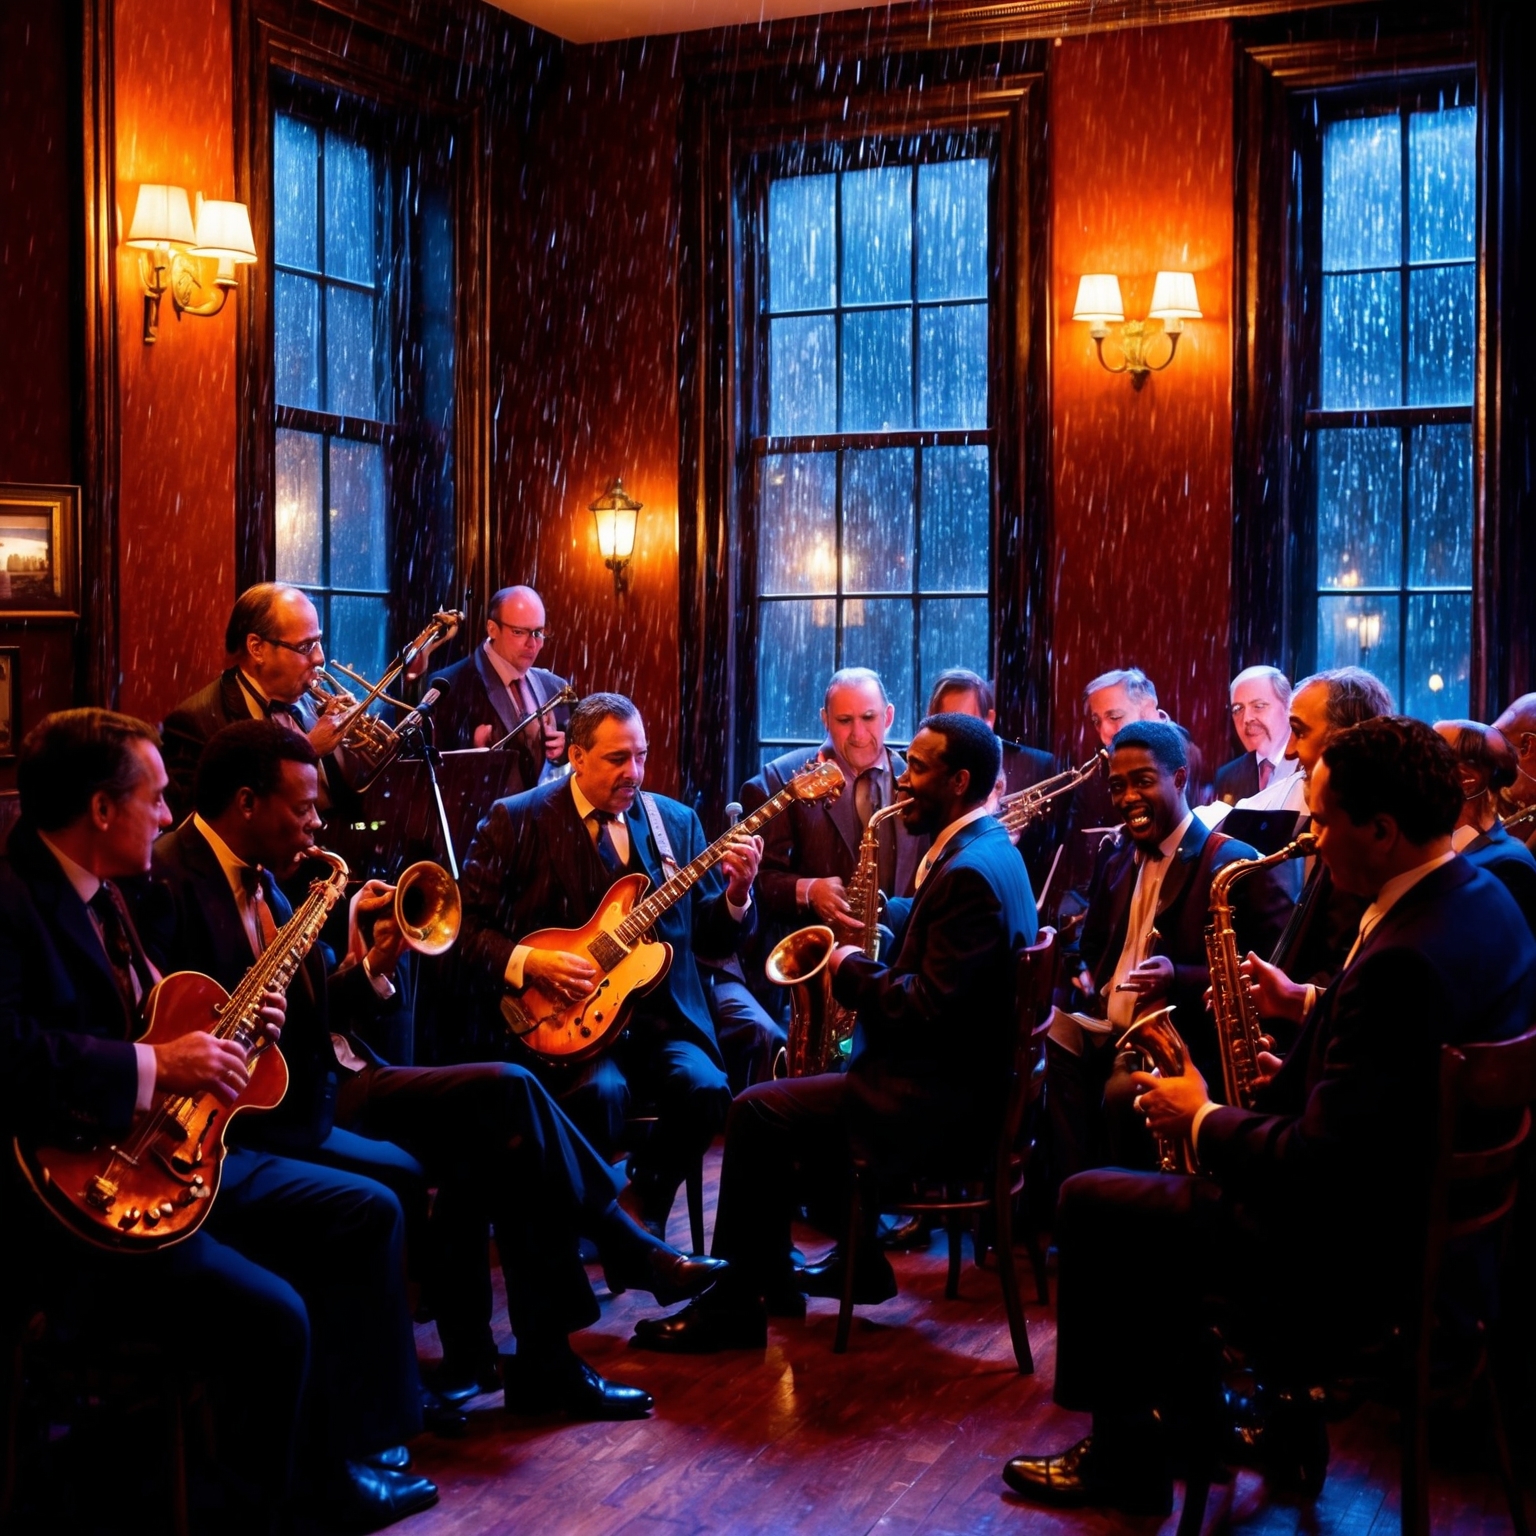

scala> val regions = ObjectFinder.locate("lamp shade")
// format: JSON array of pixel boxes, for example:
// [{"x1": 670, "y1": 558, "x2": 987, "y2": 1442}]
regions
[
  {"x1": 1148, "y1": 270, "x2": 1202, "y2": 320},
  {"x1": 192, "y1": 198, "x2": 258, "y2": 263},
  {"x1": 126, "y1": 184, "x2": 196, "y2": 249},
  {"x1": 590, "y1": 477, "x2": 642, "y2": 563},
  {"x1": 1072, "y1": 273, "x2": 1125, "y2": 324}
]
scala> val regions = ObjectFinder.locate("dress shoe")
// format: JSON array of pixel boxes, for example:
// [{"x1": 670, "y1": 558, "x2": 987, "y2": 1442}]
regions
[
  {"x1": 326, "y1": 1460, "x2": 439, "y2": 1532},
  {"x1": 419, "y1": 1388, "x2": 469, "y2": 1438},
  {"x1": 503, "y1": 1354, "x2": 653, "y2": 1421},
  {"x1": 1002, "y1": 1436, "x2": 1172, "y2": 1517},
  {"x1": 630, "y1": 1298, "x2": 768, "y2": 1354},
  {"x1": 423, "y1": 1353, "x2": 502, "y2": 1406},
  {"x1": 604, "y1": 1246, "x2": 729, "y2": 1306},
  {"x1": 361, "y1": 1445, "x2": 411, "y2": 1473},
  {"x1": 793, "y1": 1250, "x2": 898, "y2": 1304}
]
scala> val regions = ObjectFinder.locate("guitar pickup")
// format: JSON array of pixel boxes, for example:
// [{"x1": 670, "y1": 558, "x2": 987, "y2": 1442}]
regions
[
  {"x1": 587, "y1": 933, "x2": 626, "y2": 971},
  {"x1": 85, "y1": 1176, "x2": 118, "y2": 1211}
]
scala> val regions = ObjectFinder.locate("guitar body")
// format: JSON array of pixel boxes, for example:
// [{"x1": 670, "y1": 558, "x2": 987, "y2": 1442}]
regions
[
  {"x1": 500, "y1": 872, "x2": 674, "y2": 1064},
  {"x1": 15, "y1": 971, "x2": 289, "y2": 1252}
]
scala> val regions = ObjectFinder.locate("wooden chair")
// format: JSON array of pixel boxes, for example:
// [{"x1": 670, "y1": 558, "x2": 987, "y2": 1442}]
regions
[
  {"x1": 618, "y1": 1114, "x2": 707, "y2": 1255},
  {"x1": 832, "y1": 928, "x2": 1058, "y2": 1374},
  {"x1": 1178, "y1": 1025, "x2": 1536, "y2": 1536}
]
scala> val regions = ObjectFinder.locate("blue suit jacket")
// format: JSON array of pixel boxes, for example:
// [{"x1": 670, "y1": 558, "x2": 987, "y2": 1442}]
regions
[{"x1": 1463, "y1": 821, "x2": 1536, "y2": 939}]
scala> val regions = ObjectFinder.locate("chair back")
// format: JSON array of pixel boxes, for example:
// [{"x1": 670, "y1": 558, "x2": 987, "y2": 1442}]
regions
[{"x1": 998, "y1": 928, "x2": 1057, "y2": 1156}]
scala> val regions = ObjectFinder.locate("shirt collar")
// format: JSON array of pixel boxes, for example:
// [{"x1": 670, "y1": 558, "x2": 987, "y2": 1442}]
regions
[
  {"x1": 569, "y1": 776, "x2": 626, "y2": 827},
  {"x1": 920, "y1": 803, "x2": 989, "y2": 872},
  {"x1": 480, "y1": 637, "x2": 528, "y2": 689},
  {"x1": 235, "y1": 667, "x2": 274, "y2": 710},
  {"x1": 1366, "y1": 849, "x2": 1458, "y2": 926},
  {"x1": 820, "y1": 741, "x2": 892, "y2": 786},
  {"x1": 193, "y1": 814, "x2": 258, "y2": 904},
  {"x1": 1149, "y1": 809, "x2": 1195, "y2": 862},
  {"x1": 36, "y1": 831, "x2": 102, "y2": 905}
]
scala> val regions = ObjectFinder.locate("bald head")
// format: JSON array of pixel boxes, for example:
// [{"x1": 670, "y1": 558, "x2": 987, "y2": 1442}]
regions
[
  {"x1": 486, "y1": 585, "x2": 548, "y2": 678},
  {"x1": 1493, "y1": 693, "x2": 1536, "y2": 806}
]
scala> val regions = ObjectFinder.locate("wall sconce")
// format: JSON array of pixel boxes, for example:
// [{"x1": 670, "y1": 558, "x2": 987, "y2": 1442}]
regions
[
  {"x1": 126, "y1": 184, "x2": 258, "y2": 344},
  {"x1": 590, "y1": 477, "x2": 642, "y2": 594},
  {"x1": 1073, "y1": 271, "x2": 1201, "y2": 389}
]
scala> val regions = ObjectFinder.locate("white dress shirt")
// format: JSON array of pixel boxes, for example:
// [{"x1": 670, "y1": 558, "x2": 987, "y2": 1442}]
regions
[{"x1": 1105, "y1": 810, "x2": 1194, "y2": 1028}]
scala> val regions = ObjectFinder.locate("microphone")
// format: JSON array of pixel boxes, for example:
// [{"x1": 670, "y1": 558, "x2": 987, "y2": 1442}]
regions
[
  {"x1": 396, "y1": 686, "x2": 441, "y2": 738},
  {"x1": 724, "y1": 801, "x2": 743, "y2": 828}
]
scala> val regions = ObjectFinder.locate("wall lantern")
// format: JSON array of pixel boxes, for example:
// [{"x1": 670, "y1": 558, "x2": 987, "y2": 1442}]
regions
[
  {"x1": 590, "y1": 477, "x2": 642, "y2": 594},
  {"x1": 126, "y1": 184, "x2": 258, "y2": 344},
  {"x1": 1072, "y1": 271, "x2": 1201, "y2": 389}
]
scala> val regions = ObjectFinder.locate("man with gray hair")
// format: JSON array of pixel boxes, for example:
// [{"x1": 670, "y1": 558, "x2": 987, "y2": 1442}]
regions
[{"x1": 1214, "y1": 665, "x2": 1296, "y2": 805}]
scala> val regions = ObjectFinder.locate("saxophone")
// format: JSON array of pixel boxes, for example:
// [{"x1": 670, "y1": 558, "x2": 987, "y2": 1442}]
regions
[{"x1": 766, "y1": 802, "x2": 905, "y2": 1076}]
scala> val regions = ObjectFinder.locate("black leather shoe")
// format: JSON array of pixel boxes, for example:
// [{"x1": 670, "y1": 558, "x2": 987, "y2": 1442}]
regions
[
  {"x1": 604, "y1": 1247, "x2": 730, "y2": 1307},
  {"x1": 423, "y1": 1354, "x2": 501, "y2": 1406},
  {"x1": 361, "y1": 1445, "x2": 411, "y2": 1473},
  {"x1": 630, "y1": 1299, "x2": 768, "y2": 1354},
  {"x1": 504, "y1": 1355, "x2": 653, "y2": 1421},
  {"x1": 419, "y1": 1388, "x2": 469, "y2": 1439},
  {"x1": 1002, "y1": 1436, "x2": 1172, "y2": 1517},
  {"x1": 326, "y1": 1461, "x2": 439, "y2": 1531},
  {"x1": 793, "y1": 1251, "x2": 898, "y2": 1304}
]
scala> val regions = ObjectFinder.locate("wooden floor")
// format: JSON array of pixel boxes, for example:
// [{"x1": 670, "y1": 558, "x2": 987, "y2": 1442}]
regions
[{"x1": 403, "y1": 1144, "x2": 1528, "y2": 1536}]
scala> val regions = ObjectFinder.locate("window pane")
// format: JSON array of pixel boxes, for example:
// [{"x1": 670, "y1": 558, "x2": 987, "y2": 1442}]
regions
[
  {"x1": 768, "y1": 174, "x2": 836, "y2": 313},
  {"x1": 769, "y1": 315, "x2": 836, "y2": 436},
  {"x1": 274, "y1": 272, "x2": 320, "y2": 410},
  {"x1": 327, "y1": 286, "x2": 378, "y2": 420},
  {"x1": 920, "y1": 598, "x2": 990, "y2": 730},
  {"x1": 842, "y1": 598, "x2": 913, "y2": 739},
  {"x1": 1408, "y1": 425, "x2": 1473, "y2": 588},
  {"x1": 1407, "y1": 264, "x2": 1475, "y2": 406},
  {"x1": 759, "y1": 453, "x2": 836, "y2": 595},
  {"x1": 328, "y1": 594, "x2": 390, "y2": 688},
  {"x1": 324, "y1": 132, "x2": 375, "y2": 286},
  {"x1": 1322, "y1": 114, "x2": 1401, "y2": 272},
  {"x1": 1316, "y1": 428, "x2": 1401, "y2": 590},
  {"x1": 1409, "y1": 106, "x2": 1476, "y2": 264},
  {"x1": 920, "y1": 445, "x2": 990, "y2": 591},
  {"x1": 843, "y1": 449, "x2": 914, "y2": 593},
  {"x1": 328, "y1": 440, "x2": 388, "y2": 590},
  {"x1": 758, "y1": 602, "x2": 836, "y2": 741},
  {"x1": 1403, "y1": 591, "x2": 1470, "y2": 722},
  {"x1": 1315, "y1": 595, "x2": 1401, "y2": 704},
  {"x1": 841, "y1": 166, "x2": 911, "y2": 308},
  {"x1": 919, "y1": 303, "x2": 988, "y2": 429},
  {"x1": 917, "y1": 159, "x2": 988, "y2": 301},
  {"x1": 275, "y1": 429, "x2": 323, "y2": 586},
  {"x1": 1321, "y1": 270, "x2": 1402, "y2": 409},
  {"x1": 842, "y1": 308, "x2": 912, "y2": 431},
  {"x1": 273, "y1": 114, "x2": 318, "y2": 272}
]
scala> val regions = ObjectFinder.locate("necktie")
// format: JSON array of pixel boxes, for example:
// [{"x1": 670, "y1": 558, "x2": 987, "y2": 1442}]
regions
[
  {"x1": 238, "y1": 865, "x2": 281, "y2": 955},
  {"x1": 1258, "y1": 757, "x2": 1274, "y2": 791},
  {"x1": 590, "y1": 810, "x2": 625, "y2": 876},
  {"x1": 854, "y1": 769, "x2": 882, "y2": 830},
  {"x1": 89, "y1": 884, "x2": 143, "y2": 1017}
]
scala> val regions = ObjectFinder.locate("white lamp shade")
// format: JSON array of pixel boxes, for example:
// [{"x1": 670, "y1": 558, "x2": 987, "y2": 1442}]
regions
[
  {"x1": 1072, "y1": 273, "x2": 1125, "y2": 324},
  {"x1": 126, "y1": 184, "x2": 196, "y2": 248},
  {"x1": 1149, "y1": 270, "x2": 1202, "y2": 320},
  {"x1": 192, "y1": 198, "x2": 258, "y2": 263},
  {"x1": 594, "y1": 505, "x2": 639, "y2": 562}
]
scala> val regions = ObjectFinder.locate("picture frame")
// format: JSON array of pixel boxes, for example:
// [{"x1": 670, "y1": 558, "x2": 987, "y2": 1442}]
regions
[
  {"x1": 0, "y1": 483, "x2": 81, "y2": 619},
  {"x1": 0, "y1": 648, "x2": 17, "y2": 762}
]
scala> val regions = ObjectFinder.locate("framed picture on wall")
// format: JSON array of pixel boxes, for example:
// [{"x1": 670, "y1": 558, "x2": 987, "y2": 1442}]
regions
[
  {"x1": 0, "y1": 648, "x2": 17, "y2": 762},
  {"x1": 0, "y1": 483, "x2": 81, "y2": 619}
]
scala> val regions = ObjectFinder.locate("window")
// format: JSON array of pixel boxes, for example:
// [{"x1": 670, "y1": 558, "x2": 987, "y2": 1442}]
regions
[
  {"x1": 744, "y1": 143, "x2": 994, "y2": 763},
  {"x1": 1305, "y1": 89, "x2": 1476, "y2": 719},
  {"x1": 270, "y1": 98, "x2": 456, "y2": 687}
]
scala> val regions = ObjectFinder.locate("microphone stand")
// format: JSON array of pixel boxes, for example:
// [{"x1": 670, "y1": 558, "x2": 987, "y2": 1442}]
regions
[{"x1": 400, "y1": 718, "x2": 459, "y2": 881}]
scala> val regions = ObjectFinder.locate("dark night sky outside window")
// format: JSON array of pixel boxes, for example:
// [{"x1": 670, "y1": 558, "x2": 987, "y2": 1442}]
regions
[
  {"x1": 752, "y1": 152, "x2": 993, "y2": 762},
  {"x1": 1310, "y1": 96, "x2": 1476, "y2": 720}
]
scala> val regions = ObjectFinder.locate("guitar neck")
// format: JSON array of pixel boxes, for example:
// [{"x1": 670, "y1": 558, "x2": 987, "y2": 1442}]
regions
[{"x1": 616, "y1": 783, "x2": 799, "y2": 944}]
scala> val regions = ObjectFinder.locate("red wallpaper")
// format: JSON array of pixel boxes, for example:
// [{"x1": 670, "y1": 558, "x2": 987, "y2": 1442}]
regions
[{"x1": 1048, "y1": 20, "x2": 1236, "y2": 773}]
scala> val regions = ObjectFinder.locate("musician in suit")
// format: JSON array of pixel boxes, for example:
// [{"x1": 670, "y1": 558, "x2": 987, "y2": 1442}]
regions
[
  {"x1": 424, "y1": 584, "x2": 571, "y2": 794},
  {"x1": 629, "y1": 713, "x2": 1036, "y2": 1351},
  {"x1": 144, "y1": 719, "x2": 724, "y2": 1420},
  {"x1": 1046, "y1": 721, "x2": 1291, "y2": 1184},
  {"x1": 1213, "y1": 666, "x2": 1298, "y2": 805},
  {"x1": 1, "y1": 710, "x2": 435, "y2": 1532},
  {"x1": 457, "y1": 692, "x2": 761, "y2": 1235},
  {"x1": 1492, "y1": 692, "x2": 1536, "y2": 847},
  {"x1": 160, "y1": 582, "x2": 356, "y2": 823},
  {"x1": 1003, "y1": 717, "x2": 1536, "y2": 1516}
]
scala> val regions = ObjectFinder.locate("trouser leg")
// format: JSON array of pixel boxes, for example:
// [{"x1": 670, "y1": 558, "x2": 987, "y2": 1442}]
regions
[
  {"x1": 704, "y1": 972, "x2": 788, "y2": 1092},
  {"x1": 625, "y1": 1037, "x2": 731, "y2": 1225}
]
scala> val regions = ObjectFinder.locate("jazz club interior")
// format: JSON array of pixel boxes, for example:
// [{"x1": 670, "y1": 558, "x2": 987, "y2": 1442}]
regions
[{"x1": 2, "y1": 0, "x2": 1534, "y2": 1531}]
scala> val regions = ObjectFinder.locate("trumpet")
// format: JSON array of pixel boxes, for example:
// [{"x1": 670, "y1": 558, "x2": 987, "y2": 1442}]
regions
[
  {"x1": 998, "y1": 749, "x2": 1108, "y2": 834},
  {"x1": 305, "y1": 609, "x2": 463, "y2": 789},
  {"x1": 1502, "y1": 801, "x2": 1536, "y2": 837},
  {"x1": 356, "y1": 861, "x2": 462, "y2": 956}
]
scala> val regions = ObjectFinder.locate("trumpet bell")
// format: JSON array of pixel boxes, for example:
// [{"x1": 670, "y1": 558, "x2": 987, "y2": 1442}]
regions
[
  {"x1": 394, "y1": 861, "x2": 462, "y2": 955},
  {"x1": 764, "y1": 925, "x2": 836, "y2": 986}
]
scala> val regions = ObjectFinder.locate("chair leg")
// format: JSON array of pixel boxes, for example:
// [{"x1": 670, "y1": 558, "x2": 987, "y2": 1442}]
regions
[
  {"x1": 1177, "y1": 1476, "x2": 1211, "y2": 1536},
  {"x1": 992, "y1": 1176, "x2": 1033, "y2": 1375},
  {"x1": 169, "y1": 1384, "x2": 190, "y2": 1536},
  {"x1": 1400, "y1": 1358, "x2": 1430, "y2": 1536},
  {"x1": 834, "y1": 1172, "x2": 861, "y2": 1355},
  {"x1": 1484, "y1": 1362, "x2": 1533, "y2": 1536},
  {"x1": 686, "y1": 1158, "x2": 706, "y2": 1256},
  {"x1": 945, "y1": 1215, "x2": 963, "y2": 1300}
]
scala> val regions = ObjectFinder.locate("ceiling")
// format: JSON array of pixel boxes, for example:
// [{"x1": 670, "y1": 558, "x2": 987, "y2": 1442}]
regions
[{"x1": 485, "y1": 0, "x2": 880, "y2": 44}]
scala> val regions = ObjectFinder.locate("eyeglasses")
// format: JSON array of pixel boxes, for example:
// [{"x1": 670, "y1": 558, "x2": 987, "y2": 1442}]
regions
[
  {"x1": 264, "y1": 635, "x2": 325, "y2": 657},
  {"x1": 491, "y1": 621, "x2": 550, "y2": 642}
]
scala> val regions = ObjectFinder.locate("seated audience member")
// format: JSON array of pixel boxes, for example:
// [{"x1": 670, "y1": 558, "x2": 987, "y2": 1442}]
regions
[
  {"x1": 1002, "y1": 717, "x2": 1536, "y2": 1516},
  {"x1": 1214, "y1": 666, "x2": 1298, "y2": 805},
  {"x1": 627, "y1": 714, "x2": 1036, "y2": 1351},
  {"x1": 1434, "y1": 717, "x2": 1536, "y2": 937},
  {"x1": 1492, "y1": 692, "x2": 1536, "y2": 846},
  {"x1": 145, "y1": 719, "x2": 723, "y2": 1420},
  {"x1": 1046, "y1": 721, "x2": 1290, "y2": 1184},
  {"x1": 457, "y1": 693, "x2": 759, "y2": 1237},
  {"x1": 927, "y1": 667, "x2": 1062, "y2": 895},
  {"x1": 425, "y1": 583, "x2": 571, "y2": 793},
  {"x1": 1, "y1": 710, "x2": 434, "y2": 1531}
]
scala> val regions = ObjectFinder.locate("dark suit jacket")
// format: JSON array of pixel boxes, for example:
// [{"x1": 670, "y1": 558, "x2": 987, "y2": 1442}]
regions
[
  {"x1": 458, "y1": 777, "x2": 752, "y2": 1065},
  {"x1": 1213, "y1": 751, "x2": 1261, "y2": 806},
  {"x1": 1001, "y1": 741, "x2": 1065, "y2": 900},
  {"x1": 1463, "y1": 822, "x2": 1536, "y2": 939},
  {"x1": 0, "y1": 821, "x2": 142, "y2": 1144},
  {"x1": 141, "y1": 820, "x2": 385, "y2": 1151},
  {"x1": 832, "y1": 815, "x2": 1037, "y2": 1152},
  {"x1": 1200, "y1": 857, "x2": 1536, "y2": 1281},
  {"x1": 1270, "y1": 860, "x2": 1371, "y2": 988},
  {"x1": 1078, "y1": 816, "x2": 1293, "y2": 1079},
  {"x1": 425, "y1": 650, "x2": 570, "y2": 793}
]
